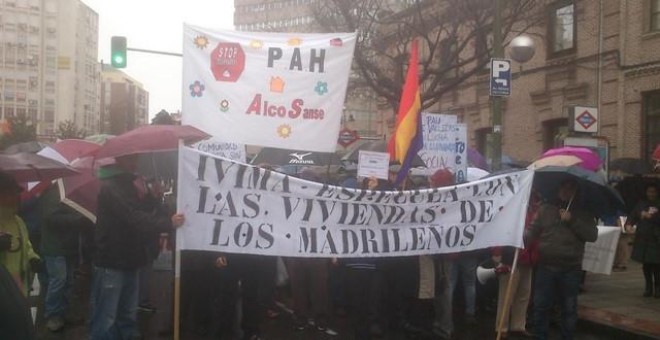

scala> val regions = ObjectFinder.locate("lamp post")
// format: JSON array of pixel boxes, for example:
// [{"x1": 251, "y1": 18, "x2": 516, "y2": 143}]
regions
[{"x1": 490, "y1": 0, "x2": 535, "y2": 170}]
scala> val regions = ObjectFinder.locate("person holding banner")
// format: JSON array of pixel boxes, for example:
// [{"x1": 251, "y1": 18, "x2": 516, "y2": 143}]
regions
[
  {"x1": 629, "y1": 184, "x2": 660, "y2": 297},
  {"x1": 89, "y1": 154, "x2": 185, "y2": 340},
  {"x1": 287, "y1": 170, "x2": 331, "y2": 333},
  {"x1": 491, "y1": 191, "x2": 541, "y2": 338},
  {"x1": 429, "y1": 169, "x2": 457, "y2": 340},
  {"x1": 528, "y1": 180, "x2": 597, "y2": 340}
]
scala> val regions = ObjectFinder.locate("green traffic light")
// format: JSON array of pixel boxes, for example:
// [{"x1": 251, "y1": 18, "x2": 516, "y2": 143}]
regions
[{"x1": 111, "y1": 36, "x2": 127, "y2": 68}]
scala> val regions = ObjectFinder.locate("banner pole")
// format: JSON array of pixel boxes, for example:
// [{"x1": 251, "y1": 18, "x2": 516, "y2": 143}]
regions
[
  {"x1": 173, "y1": 249, "x2": 181, "y2": 340},
  {"x1": 173, "y1": 140, "x2": 184, "y2": 340},
  {"x1": 496, "y1": 248, "x2": 520, "y2": 340}
]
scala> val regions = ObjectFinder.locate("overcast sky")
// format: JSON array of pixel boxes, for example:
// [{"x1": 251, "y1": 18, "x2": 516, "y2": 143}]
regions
[{"x1": 81, "y1": 0, "x2": 235, "y2": 119}]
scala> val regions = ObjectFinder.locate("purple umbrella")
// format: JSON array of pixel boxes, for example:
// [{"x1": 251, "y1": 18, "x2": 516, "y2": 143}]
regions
[
  {"x1": 468, "y1": 148, "x2": 488, "y2": 170},
  {"x1": 541, "y1": 147, "x2": 602, "y2": 172}
]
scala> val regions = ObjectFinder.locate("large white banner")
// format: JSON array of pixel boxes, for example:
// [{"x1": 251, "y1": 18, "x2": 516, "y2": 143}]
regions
[
  {"x1": 182, "y1": 25, "x2": 357, "y2": 152},
  {"x1": 419, "y1": 113, "x2": 468, "y2": 183},
  {"x1": 176, "y1": 147, "x2": 534, "y2": 257}
]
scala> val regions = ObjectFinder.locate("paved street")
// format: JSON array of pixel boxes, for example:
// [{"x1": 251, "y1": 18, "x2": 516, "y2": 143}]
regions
[{"x1": 30, "y1": 263, "x2": 650, "y2": 340}]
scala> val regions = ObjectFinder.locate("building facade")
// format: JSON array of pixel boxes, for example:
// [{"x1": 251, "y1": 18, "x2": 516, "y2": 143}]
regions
[
  {"x1": 0, "y1": 0, "x2": 100, "y2": 138},
  {"x1": 428, "y1": 0, "x2": 660, "y2": 164},
  {"x1": 100, "y1": 64, "x2": 149, "y2": 135}
]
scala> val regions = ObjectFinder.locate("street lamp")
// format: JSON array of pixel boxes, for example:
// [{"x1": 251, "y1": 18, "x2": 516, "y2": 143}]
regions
[
  {"x1": 509, "y1": 35, "x2": 536, "y2": 64},
  {"x1": 489, "y1": 12, "x2": 536, "y2": 170}
]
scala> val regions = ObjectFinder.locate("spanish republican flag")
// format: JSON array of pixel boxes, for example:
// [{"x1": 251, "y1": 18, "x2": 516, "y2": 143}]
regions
[{"x1": 388, "y1": 39, "x2": 422, "y2": 187}]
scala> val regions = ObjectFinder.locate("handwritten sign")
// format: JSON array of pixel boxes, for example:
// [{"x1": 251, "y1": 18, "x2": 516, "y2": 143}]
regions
[{"x1": 420, "y1": 113, "x2": 467, "y2": 183}]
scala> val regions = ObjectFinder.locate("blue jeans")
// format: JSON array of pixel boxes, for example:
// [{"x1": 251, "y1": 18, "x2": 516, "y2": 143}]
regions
[
  {"x1": 90, "y1": 267, "x2": 140, "y2": 340},
  {"x1": 533, "y1": 266, "x2": 582, "y2": 340},
  {"x1": 448, "y1": 254, "x2": 477, "y2": 316},
  {"x1": 44, "y1": 256, "x2": 76, "y2": 319}
]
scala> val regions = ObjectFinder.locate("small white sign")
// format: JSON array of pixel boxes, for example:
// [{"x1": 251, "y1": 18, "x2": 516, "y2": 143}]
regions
[
  {"x1": 358, "y1": 150, "x2": 390, "y2": 180},
  {"x1": 582, "y1": 226, "x2": 620, "y2": 275},
  {"x1": 192, "y1": 138, "x2": 246, "y2": 163}
]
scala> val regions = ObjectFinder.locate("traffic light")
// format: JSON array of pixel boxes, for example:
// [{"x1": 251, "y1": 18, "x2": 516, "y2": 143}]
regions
[{"x1": 111, "y1": 36, "x2": 127, "y2": 68}]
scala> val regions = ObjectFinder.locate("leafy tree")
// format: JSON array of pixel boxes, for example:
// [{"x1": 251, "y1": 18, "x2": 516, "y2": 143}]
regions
[
  {"x1": 57, "y1": 120, "x2": 87, "y2": 140},
  {"x1": 0, "y1": 115, "x2": 37, "y2": 150},
  {"x1": 312, "y1": 0, "x2": 547, "y2": 111},
  {"x1": 151, "y1": 109, "x2": 175, "y2": 125}
]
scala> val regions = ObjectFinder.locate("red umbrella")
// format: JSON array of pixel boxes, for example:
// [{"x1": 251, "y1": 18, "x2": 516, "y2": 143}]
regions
[
  {"x1": 23, "y1": 139, "x2": 103, "y2": 200},
  {"x1": 0, "y1": 153, "x2": 79, "y2": 183},
  {"x1": 93, "y1": 125, "x2": 210, "y2": 160},
  {"x1": 42, "y1": 139, "x2": 101, "y2": 162},
  {"x1": 57, "y1": 156, "x2": 103, "y2": 222},
  {"x1": 541, "y1": 147, "x2": 602, "y2": 172}
]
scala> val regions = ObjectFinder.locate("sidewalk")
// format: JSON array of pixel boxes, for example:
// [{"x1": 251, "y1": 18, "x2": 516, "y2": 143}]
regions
[{"x1": 579, "y1": 262, "x2": 660, "y2": 339}]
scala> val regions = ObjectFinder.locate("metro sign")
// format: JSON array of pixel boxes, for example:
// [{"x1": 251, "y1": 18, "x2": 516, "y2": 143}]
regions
[
  {"x1": 337, "y1": 128, "x2": 358, "y2": 147},
  {"x1": 571, "y1": 106, "x2": 598, "y2": 133}
]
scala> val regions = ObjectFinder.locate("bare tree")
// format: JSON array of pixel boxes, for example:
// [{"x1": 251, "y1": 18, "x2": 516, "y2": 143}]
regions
[{"x1": 312, "y1": 0, "x2": 547, "y2": 111}]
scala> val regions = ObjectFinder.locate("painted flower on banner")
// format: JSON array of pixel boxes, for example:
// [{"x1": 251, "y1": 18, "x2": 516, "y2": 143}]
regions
[
  {"x1": 220, "y1": 99, "x2": 230, "y2": 112},
  {"x1": 250, "y1": 40, "x2": 264, "y2": 49},
  {"x1": 287, "y1": 38, "x2": 302, "y2": 46},
  {"x1": 193, "y1": 36, "x2": 209, "y2": 49},
  {"x1": 277, "y1": 124, "x2": 292, "y2": 138},
  {"x1": 315, "y1": 81, "x2": 328, "y2": 96},
  {"x1": 189, "y1": 81, "x2": 205, "y2": 97}
]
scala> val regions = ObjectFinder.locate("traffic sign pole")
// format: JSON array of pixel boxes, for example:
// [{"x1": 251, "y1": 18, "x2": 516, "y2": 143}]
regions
[{"x1": 490, "y1": 0, "x2": 503, "y2": 171}]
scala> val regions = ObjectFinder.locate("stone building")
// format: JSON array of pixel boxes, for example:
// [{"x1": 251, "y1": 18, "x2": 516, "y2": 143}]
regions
[{"x1": 430, "y1": 0, "x2": 660, "y2": 163}]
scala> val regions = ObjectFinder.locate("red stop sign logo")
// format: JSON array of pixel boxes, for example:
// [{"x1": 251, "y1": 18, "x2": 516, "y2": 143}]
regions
[{"x1": 210, "y1": 42, "x2": 245, "y2": 82}]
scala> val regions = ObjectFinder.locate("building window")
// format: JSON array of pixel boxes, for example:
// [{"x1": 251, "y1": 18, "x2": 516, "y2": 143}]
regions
[
  {"x1": 651, "y1": 0, "x2": 660, "y2": 31},
  {"x1": 548, "y1": 1, "x2": 575, "y2": 56},
  {"x1": 644, "y1": 91, "x2": 660, "y2": 161},
  {"x1": 542, "y1": 118, "x2": 568, "y2": 151}
]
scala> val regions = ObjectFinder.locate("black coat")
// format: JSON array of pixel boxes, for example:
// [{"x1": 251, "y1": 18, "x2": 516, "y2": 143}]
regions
[
  {"x1": 94, "y1": 172, "x2": 171, "y2": 270},
  {"x1": 630, "y1": 200, "x2": 660, "y2": 264}
]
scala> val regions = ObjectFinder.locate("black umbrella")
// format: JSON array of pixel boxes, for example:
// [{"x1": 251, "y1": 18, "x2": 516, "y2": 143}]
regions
[
  {"x1": 250, "y1": 147, "x2": 342, "y2": 167},
  {"x1": 533, "y1": 165, "x2": 625, "y2": 217},
  {"x1": 341, "y1": 140, "x2": 426, "y2": 167},
  {"x1": 3, "y1": 141, "x2": 47, "y2": 154},
  {"x1": 614, "y1": 176, "x2": 660, "y2": 214},
  {"x1": 610, "y1": 158, "x2": 651, "y2": 175}
]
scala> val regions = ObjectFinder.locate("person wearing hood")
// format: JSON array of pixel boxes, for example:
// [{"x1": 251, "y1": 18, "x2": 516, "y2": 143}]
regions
[{"x1": 89, "y1": 154, "x2": 185, "y2": 340}]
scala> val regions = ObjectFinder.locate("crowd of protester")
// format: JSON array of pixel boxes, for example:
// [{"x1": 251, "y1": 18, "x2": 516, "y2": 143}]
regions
[{"x1": 2, "y1": 156, "x2": 659, "y2": 340}]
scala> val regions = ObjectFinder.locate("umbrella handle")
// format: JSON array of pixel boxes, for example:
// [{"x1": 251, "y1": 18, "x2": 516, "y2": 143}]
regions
[{"x1": 566, "y1": 192, "x2": 575, "y2": 212}]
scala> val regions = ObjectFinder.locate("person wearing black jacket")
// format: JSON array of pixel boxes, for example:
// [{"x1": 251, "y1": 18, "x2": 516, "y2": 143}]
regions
[
  {"x1": 527, "y1": 180, "x2": 597, "y2": 340},
  {"x1": 89, "y1": 154, "x2": 184, "y2": 340}
]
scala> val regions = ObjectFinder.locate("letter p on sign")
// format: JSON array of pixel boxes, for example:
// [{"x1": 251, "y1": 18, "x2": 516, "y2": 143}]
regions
[{"x1": 490, "y1": 58, "x2": 511, "y2": 96}]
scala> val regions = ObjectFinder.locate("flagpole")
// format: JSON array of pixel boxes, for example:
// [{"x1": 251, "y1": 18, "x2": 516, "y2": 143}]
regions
[{"x1": 496, "y1": 248, "x2": 520, "y2": 340}]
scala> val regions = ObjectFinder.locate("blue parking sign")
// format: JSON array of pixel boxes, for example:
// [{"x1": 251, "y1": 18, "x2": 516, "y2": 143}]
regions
[{"x1": 490, "y1": 58, "x2": 511, "y2": 96}]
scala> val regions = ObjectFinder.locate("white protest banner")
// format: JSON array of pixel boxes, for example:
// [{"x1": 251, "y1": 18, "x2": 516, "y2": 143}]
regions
[
  {"x1": 182, "y1": 25, "x2": 356, "y2": 152},
  {"x1": 358, "y1": 150, "x2": 390, "y2": 180},
  {"x1": 582, "y1": 226, "x2": 620, "y2": 275},
  {"x1": 419, "y1": 114, "x2": 468, "y2": 182},
  {"x1": 176, "y1": 147, "x2": 534, "y2": 258},
  {"x1": 192, "y1": 138, "x2": 246, "y2": 163}
]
